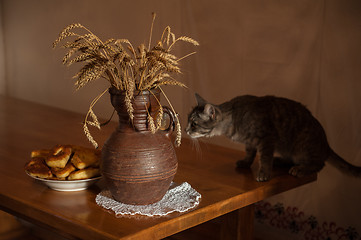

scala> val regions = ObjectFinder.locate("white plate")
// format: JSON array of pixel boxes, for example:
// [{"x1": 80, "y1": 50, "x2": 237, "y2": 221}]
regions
[{"x1": 26, "y1": 172, "x2": 101, "y2": 191}]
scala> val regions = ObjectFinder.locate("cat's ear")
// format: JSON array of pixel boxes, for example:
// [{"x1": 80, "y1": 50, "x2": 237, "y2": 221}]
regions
[
  {"x1": 195, "y1": 93, "x2": 207, "y2": 106},
  {"x1": 204, "y1": 104, "x2": 216, "y2": 120}
]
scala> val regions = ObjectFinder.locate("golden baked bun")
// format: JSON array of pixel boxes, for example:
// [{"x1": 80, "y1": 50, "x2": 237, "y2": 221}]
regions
[
  {"x1": 25, "y1": 157, "x2": 53, "y2": 179},
  {"x1": 67, "y1": 168, "x2": 100, "y2": 180},
  {"x1": 51, "y1": 162, "x2": 76, "y2": 178},
  {"x1": 26, "y1": 144, "x2": 101, "y2": 181},
  {"x1": 45, "y1": 145, "x2": 72, "y2": 168},
  {"x1": 30, "y1": 149, "x2": 51, "y2": 158},
  {"x1": 71, "y1": 146, "x2": 101, "y2": 169}
]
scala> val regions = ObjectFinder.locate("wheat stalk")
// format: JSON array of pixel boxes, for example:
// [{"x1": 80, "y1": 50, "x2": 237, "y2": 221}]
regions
[
  {"x1": 168, "y1": 36, "x2": 199, "y2": 51},
  {"x1": 83, "y1": 123, "x2": 98, "y2": 148},
  {"x1": 161, "y1": 26, "x2": 171, "y2": 45},
  {"x1": 54, "y1": 14, "x2": 198, "y2": 147},
  {"x1": 141, "y1": 72, "x2": 167, "y2": 90},
  {"x1": 175, "y1": 36, "x2": 200, "y2": 46},
  {"x1": 148, "y1": 12, "x2": 156, "y2": 50},
  {"x1": 81, "y1": 88, "x2": 108, "y2": 147},
  {"x1": 115, "y1": 39, "x2": 136, "y2": 58},
  {"x1": 175, "y1": 120, "x2": 182, "y2": 147},
  {"x1": 67, "y1": 52, "x2": 95, "y2": 66},
  {"x1": 88, "y1": 108, "x2": 101, "y2": 129},
  {"x1": 154, "y1": 79, "x2": 186, "y2": 88},
  {"x1": 125, "y1": 91, "x2": 134, "y2": 120},
  {"x1": 147, "y1": 115, "x2": 156, "y2": 134},
  {"x1": 75, "y1": 63, "x2": 107, "y2": 90},
  {"x1": 148, "y1": 90, "x2": 163, "y2": 130},
  {"x1": 53, "y1": 29, "x2": 77, "y2": 48},
  {"x1": 158, "y1": 87, "x2": 183, "y2": 145},
  {"x1": 156, "y1": 105, "x2": 163, "y2": 130}
]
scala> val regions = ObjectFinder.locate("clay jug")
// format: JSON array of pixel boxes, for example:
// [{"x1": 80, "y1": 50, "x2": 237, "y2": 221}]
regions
[{"x1": 101, "y1": 87, "x2": 178, "y2": 205}]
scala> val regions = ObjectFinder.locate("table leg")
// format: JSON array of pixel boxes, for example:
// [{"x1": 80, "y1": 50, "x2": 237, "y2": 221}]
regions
[{"x1": 219, "y1": 204, "x2": 255, "y2": 240}]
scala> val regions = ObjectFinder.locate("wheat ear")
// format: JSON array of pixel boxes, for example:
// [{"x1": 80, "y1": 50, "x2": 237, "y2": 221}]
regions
[
  {"x1": 156, "y1": 106, "x2": 163, "y2": 130},
  {"x1": 168, "y1": 36, "x2": 199, "y2": 51},
  {"x1": 83, "y1": 123, "x2": 98, "y2": 148},
  {"x1": 148, "y1": 12, "x2": 156, "y2": 51},
  {"x1": 53, "y1": 23, "x2": 84, "y2": 48},
  {"x1": 87, "y1": 108, "x2": 101, "y2": 129},
  {"x1": 149, "y1": 89, "x2": 163, "y2": 130},
  {"x1": 147, "y1": 115, "x2": 156, "y2": 134},
  {"x1": 159, "y1": 87, "x2": 182, "y2": 146},
  {"x1": 175, "y1": 120, "x2": 182, "y2": 147},
  {"x1": 82, "y1": 88, "x2": 108, "y2": 148}
]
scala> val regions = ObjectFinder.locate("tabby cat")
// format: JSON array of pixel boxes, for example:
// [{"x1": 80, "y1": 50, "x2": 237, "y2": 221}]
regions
[{"x1": 186, "y1": 93, "x2": 361, "y2": 181}]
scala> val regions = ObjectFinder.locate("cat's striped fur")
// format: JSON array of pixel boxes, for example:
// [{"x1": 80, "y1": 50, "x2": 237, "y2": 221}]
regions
[{"x1": 186, "y1": 94, "x2": 361, "y2": 181}]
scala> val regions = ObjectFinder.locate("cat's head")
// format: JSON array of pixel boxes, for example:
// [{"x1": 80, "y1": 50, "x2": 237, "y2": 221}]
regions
[{"x1": 186, "y1": 93, "x2": 222, "y2": 138}]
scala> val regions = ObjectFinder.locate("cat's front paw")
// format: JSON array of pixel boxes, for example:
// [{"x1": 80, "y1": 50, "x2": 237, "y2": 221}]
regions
[
  {"x1": 256, "y1": 170, "x2": 271, "y2": 182},
  {"x1": 289, "y1": 166, "x2": 306, "y2": 177}
]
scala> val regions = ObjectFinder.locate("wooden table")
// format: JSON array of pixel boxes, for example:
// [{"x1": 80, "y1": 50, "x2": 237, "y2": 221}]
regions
[{"x1": 0, "y1": 96, "x2": 316, "y2": 240}]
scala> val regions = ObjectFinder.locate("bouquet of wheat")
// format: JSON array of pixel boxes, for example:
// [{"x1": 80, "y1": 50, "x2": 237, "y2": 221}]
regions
[{"x1": 53, "y1": 13, "x2": 198, "y2": 148}]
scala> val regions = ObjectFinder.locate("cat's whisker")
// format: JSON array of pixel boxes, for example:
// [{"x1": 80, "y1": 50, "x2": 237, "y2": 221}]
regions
[{"x1": 189, "y1": 137, "x2": 202, "y2": 159}]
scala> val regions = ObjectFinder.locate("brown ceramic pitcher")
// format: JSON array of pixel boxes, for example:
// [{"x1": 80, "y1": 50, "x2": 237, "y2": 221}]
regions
[{"x1": 101, "y1": 87, "x2": 178, "y2": 205}]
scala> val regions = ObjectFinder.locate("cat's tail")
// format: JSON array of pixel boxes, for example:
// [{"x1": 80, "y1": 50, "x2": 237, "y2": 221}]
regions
[{"x1": 327, "y1": 150, "x2": 361, "y2": 177}]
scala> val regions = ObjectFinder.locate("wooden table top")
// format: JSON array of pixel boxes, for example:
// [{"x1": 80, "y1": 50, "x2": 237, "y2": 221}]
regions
[{"x1": 0, "y1": 96, "x2": 316, "y2": 240}]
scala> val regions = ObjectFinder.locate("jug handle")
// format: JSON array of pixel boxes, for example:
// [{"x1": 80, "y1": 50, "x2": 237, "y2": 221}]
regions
[{"x1": 161, "y1": 106, "x2": 176, "y2": 138}]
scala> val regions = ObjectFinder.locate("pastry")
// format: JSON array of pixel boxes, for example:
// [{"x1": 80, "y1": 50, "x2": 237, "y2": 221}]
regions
[
  {"x1": 70, "y1": 146, "x2": 101, "y2": 169},
  {"x1": 26, "y1": 144, "x2": 101, "y2": 181},
  {"x1": 25, "y1": 157, "x2": 53, "y2": 179},
  {"x1": 51, "y1": 162, "x2": 76, "y2": 178},
  {"x1": 67, "y1": 167, "x2": 100, "y2": 180},
  {"x1": 45, "y1": 145, "x2": 72, "y2": 168},
  {"x1": 30, "y1": 149, "x2": 51, "y2": 158}
]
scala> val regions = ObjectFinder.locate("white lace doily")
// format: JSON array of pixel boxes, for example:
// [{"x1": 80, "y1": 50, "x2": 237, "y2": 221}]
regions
[{"x1": 95, "y1": 182, "x2": 201, "y2": 216}]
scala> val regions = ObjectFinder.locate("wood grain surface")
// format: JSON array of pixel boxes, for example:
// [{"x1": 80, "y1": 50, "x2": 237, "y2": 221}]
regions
[{"x1": 0, "y1": 96, "x2": 316, "y2": 240}]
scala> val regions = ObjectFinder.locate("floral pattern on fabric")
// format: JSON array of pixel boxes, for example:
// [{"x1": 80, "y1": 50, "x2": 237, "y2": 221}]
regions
[{"x1": 255, "y1": 201, "x2": 360, "y2": 240}]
